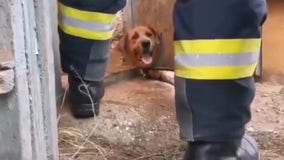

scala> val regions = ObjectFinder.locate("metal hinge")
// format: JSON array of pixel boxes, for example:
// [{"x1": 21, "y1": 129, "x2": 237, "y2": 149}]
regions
[{"x1": 0, "y1": 61, "x2": 15, "y2": 95}]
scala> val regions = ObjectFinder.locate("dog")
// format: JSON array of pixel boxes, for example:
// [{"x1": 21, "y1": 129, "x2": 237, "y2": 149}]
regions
[{"x1": 115, "y1": 26, "x2": 174, "y2": 85}]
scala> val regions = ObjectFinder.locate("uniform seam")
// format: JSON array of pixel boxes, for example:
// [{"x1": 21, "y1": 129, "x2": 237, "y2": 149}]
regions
[{"x1": 183, "y1": 78, "x2": 194, "y2": 141}]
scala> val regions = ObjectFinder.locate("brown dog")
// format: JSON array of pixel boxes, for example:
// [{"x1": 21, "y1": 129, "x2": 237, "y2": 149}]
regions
[{"x1": 115, "y1": 26, "x2": 174, "y2": 85}]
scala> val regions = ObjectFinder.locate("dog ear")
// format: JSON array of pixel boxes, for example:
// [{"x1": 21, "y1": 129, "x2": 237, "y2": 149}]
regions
[
  {"x1": 115, "y1": 33, "x2": 133, "y2": 65},
  {"x1": 146, "y1": 26, "x2": 162, "y2": 45},
  {"x1": 117, "y1": 34, "x2": 127, "y2": 52}
]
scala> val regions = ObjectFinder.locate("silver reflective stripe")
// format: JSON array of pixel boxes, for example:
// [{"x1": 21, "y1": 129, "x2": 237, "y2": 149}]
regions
[
  {"x1": 175, "y1": 53, "x2": 259, "y2": 67},
  {"x1": 59, "y1": 13, "x2": 115, "y2": 32}
]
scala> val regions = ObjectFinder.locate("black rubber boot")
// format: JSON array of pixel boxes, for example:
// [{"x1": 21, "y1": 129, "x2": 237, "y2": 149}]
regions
[
  {"x1": 68, "y1": 75, "x2": 105, "y2": 118},
  {"x1": 183, "y1": 134, "x2": 261, "y2": 160}
]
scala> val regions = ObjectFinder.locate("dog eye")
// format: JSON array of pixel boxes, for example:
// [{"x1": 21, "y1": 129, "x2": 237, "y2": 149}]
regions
[
  {"x1": 146, "y1": 32, "x2": 153, "y2": 37},
  {"x1": 132, "y1": 32, "x2": 139, "y2": 39}
]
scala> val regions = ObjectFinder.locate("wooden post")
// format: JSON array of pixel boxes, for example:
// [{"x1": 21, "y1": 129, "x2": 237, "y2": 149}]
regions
[
  {"x1": 121, "y1": 0, "x2": 138, "y2": 32},
  {"x1": 0, "y1": 0, "x2": 59, "y2": 159}
]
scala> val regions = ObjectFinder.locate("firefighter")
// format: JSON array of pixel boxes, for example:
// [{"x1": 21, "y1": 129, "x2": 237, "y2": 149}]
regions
[
  {"x1": 173, "y1": 0, "x2": 267, "y2": 159},
  {"x1": 57, "y1": 0, "x2": 127, "y2": 118}
]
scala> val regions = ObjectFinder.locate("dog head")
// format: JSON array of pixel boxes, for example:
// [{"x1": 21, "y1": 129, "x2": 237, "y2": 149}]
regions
[{"x1": 116, "y1": 26, "x2": 162, "y2": 68}]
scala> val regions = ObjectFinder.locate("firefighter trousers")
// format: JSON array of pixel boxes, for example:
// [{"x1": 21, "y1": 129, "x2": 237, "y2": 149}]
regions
[
  {"x1": 174, "y1": 0, "x2": 267, "y2": 142},
  {"x1": 58, "y1": 0, "x2": 126, "y2": 81}
]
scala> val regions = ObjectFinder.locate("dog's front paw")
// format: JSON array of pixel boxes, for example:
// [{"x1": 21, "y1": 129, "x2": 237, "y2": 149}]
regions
[
  {"x1": 147, "y1": 69, "x2": 174, "y2": 85},
  {"x1": 160, "y1": 71, "x2": 174, "y2": 85}
]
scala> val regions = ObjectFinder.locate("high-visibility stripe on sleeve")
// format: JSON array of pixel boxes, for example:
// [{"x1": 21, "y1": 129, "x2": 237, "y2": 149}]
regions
[
  {"x1": 175, "y1": 39, "x2": 261, "y2": 54},
  {"x1": 58, "y1": 2, "x2": 117, "y2": 40},
  {"x1": 174, "y1": 38, "x2": 261, "y2": 80}
]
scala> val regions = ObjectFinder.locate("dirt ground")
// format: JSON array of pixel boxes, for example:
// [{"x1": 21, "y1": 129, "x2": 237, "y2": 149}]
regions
[{"x1": 58, "y1": 75, "x2": 284, "y2": 160}]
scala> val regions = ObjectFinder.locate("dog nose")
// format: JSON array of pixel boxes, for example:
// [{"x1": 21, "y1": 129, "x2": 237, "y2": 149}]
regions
[{"x1": 141, "y1": 41, "x2": 151, "y2": 49}]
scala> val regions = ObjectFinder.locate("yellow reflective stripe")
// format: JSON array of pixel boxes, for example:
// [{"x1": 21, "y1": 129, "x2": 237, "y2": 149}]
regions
[
  {"x1": 59, "y1": 22, "x2": 114, "y2": 40},
  {"x1": 175, "y1": 64, "x2": 257, "y2": 80},
  {"x1": 175, "y1": 39, "x2": 261, "y2": 54},
  {"x1": 58, "y1": 2, "x2": 116, "y2": 24}
]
